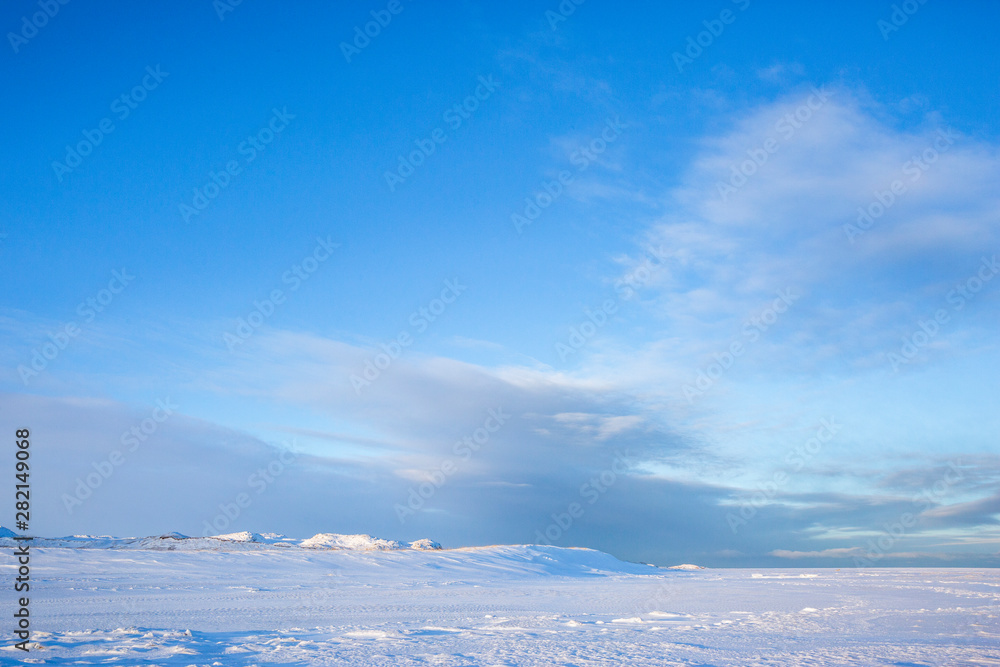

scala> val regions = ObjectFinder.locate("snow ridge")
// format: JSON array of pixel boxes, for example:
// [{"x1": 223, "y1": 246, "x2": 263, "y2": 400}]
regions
[{"x1": 0, "y1": 526, "x2": 442, "y2": 552}]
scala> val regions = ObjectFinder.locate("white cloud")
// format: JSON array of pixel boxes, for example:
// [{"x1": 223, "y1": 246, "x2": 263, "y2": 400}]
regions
[
  {"x1": 769, "y1": 547, "x2": 867, "y2": 559},
  {"x1": 770, "y1": 548, "x2": 957, "y2": 560},
  {"x1": 553, "y1": 86, "x2": 1000, "y2": 409}
]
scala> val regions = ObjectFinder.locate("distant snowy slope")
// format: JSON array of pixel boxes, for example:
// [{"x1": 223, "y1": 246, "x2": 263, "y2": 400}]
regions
[
  {"x1": 445, "y1": 544, "x2": 662, "y2": 577},
  {"x1": 0, "y1": 526, "x2": 689, "y2": 578},
  {"x1": 0, "y1": 527, "x2": 442, "y2": 552},
  {"x1": 300, "y1": 533, "x2": 404, "y2": 550}
]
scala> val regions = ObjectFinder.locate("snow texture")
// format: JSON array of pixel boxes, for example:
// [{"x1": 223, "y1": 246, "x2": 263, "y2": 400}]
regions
[
  {"x1": 2, "y1": 529, "x2": 998, "y2": 665},
  {"x1": 0, "y1": 530, "x2": 441, "y2": 552}
]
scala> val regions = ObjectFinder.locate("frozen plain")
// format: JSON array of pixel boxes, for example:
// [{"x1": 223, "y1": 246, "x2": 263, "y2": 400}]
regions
[{"x1": 2, "y1": 532, "x2": 999, "y2": 666}]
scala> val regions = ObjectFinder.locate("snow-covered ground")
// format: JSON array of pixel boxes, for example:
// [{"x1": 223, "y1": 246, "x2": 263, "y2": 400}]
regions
[{"x1": 3, "y1": 532, "x2": 999, "y2": 665}]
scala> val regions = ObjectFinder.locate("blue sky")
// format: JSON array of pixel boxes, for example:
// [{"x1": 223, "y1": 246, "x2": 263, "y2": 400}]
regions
[{"x1": 2, "y1": 0, "x2": 999, "y2": 567}]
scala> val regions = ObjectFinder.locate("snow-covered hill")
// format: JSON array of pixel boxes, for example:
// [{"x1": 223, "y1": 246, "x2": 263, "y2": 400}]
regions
[{"x1": 0, "y1": 527, "x2": 442, "y2": 551}]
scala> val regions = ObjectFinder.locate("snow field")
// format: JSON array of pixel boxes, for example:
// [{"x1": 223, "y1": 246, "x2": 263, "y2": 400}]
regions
[{"x1": 2, "y1": 541, "x2": 998, "y2": 665}]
